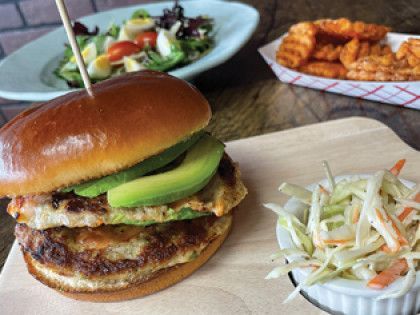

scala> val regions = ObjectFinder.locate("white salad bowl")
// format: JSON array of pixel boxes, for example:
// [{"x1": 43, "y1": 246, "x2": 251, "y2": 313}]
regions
[
  {"x1": 0, "y1": 0, "x2": 259, "y2": 101},
  {"x1": 276, "y1": 175, "x2": 420, "y2": 315}
]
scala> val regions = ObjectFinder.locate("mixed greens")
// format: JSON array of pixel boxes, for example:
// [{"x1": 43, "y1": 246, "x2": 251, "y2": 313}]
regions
[
  {"x1": 265, "y1": 159, "x2": 419, "y2": 302},
  {"x1": 54, "y1": 1, "x2": 214, "y2": 87}
]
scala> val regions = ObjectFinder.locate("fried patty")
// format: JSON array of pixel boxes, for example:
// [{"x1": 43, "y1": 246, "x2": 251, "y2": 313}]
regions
[
  {"x1": 15, "y1": 214, "x2": 231, "y2": 292},
  {"x1": 8, "y1": 155, "x2": 247, "y2": 230}
]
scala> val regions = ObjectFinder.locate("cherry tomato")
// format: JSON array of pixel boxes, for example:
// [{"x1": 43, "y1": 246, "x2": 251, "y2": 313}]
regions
[
  {"x1": 134, "y1": 32, "x2": 158, "y2": 50},
  {"x1": 107, "y1": 41, "x2": 141, "y2": 62}
]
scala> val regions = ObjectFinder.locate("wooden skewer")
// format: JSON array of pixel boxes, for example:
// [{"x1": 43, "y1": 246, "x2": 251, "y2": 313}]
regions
[{"x1": 55, "y1": 0, "x2": 93, "y2": 97}]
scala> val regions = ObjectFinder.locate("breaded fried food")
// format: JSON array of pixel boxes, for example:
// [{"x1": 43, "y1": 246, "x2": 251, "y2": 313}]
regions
[
  {"x1": 397, "y1": 64, "x2": 420, "y2": 78},
  {"x1": 340, "y1": 38, "x2": 393, "y2": 68},
  {"x1": 314, "y1": 18, "x2": 390, "y2": 41},
  {"x1": 276, "y1": 22, "x2": 317, "y2": 68},
  {"x1": 347, "y1": 55, "x2": 420, "y2": 81},
  {"x1": 339, "y1": 38, "x2": 360, "y2": 68},
  {"x1": 275, "y1": 19, "x2": 420, "y2": 82},
  {"x1": 396, "y1": 38, "x2": 420, "y2": 66},
  {"x1": 299, "y1": 61, "x2": 347, "y2": 79},
  {"x1": 348, "y1": 54, "x2": 396, "y2": 71},
  {"x1": 312, "y1": 42, "x2": 343, "y2": 61},
  {"x1": 370, "y1": 42, "x2": 392, "y2": 56},
  {"x1": 347, "y1": 69, "x2": 411, "y2": 81}
]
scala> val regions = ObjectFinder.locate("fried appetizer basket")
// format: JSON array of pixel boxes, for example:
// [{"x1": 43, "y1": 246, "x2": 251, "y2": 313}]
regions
[{"x1": 259, "y1": 33, "x2": 420, "y2": 110}]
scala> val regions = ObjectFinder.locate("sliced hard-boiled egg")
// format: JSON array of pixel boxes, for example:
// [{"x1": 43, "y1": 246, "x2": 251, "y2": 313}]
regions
[
  {"x1": 103, "y1": 36, "x2": 115, "y2": 52},
  {"x1": 70, "y1": 42, "x2": 97, "y2": 64},
  {"x1": 169, "y1": 21, "x2": 182, "y2": 36},
  {"x1": 88, "y1": 54, "x2": 111, "y2": 79},
  {"x1": 125, "y1": 18, "x2": 155, "y2": 37},
  {"x1": 110, "y1": 51, "x2": 146, "y2": 66},
  {"x1": 61, "y1": 61, "x2": 77, "y2": 71},
  {"x1": 118, "y1": 26, "x2": 132, "y2": 41},
  {"x1": 123, "y1": 56, "x2": 145, "y2": 72},
  {"x1": 157, "y1": 29, "x2": 175, "y2": 58}
]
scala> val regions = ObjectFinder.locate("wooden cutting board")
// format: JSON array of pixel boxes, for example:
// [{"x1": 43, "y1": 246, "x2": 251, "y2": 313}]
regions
[{"x1": 0, "y1": 117, "x2": 418, "y2": 315}]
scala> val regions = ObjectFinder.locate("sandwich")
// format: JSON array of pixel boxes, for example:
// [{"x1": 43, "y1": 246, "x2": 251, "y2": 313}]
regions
[{"x1": 0, "y1": 70, "x2": 247, "y2": 302}]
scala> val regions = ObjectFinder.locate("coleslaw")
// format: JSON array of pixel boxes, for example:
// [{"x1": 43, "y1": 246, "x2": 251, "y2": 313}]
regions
[{"x1": 265, "y1": 159, "x2": 419, "y2": 301}]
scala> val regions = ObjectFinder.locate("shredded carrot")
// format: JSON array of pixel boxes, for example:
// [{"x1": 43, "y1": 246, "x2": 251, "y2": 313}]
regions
[
  {"x1": 322, "y1": 239, "x2": 351, "y2": 245},
  {"x1": 309, "y1": 264, "x2": 320, "y2": 271},
  {"x1": 375, "y1": 208, "x2": 400, "y2": 252},
  {"x1": 399, "y1": 236, "x2": 408, "y2": 246},
  {"x1": 397, "y1": 193, "x2": 420, "y2": 222},
  {"x1": 388, "y1": 214, "x2": 408, "y2": 245},
  {"x1": 376, "y1": 208, "x2": 384, "y2": 222},
  {"x1": 380, "y1": 244, "x2": 392, "y2": 253},
  {"x1": 367, "y1": 259, "x2": 408, "y2": 289},
  {"x1": 398, "y1": 207, "x2": 413, "y2": 222},
  {"x1": 390, "y1": 159, "x2": 406, "y2": 176},
  {"x1": 319, "y1": 185, "x2": 330, "y2": 195},
  {"x1": 352, "y1": 206, "x2": 360, "y2": 223}
]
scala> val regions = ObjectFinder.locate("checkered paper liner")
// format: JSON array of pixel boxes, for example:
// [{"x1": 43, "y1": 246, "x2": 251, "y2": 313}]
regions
[{"x1": 258, "y1": 33, "x2": 420, "y2": 110}]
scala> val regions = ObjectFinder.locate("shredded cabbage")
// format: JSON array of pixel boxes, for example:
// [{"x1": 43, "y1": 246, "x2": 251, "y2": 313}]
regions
[
  {"x1": 307, "y1": 186, "x2": 322, "y2": 235},
  {"x1": 396, "y1": 199, "x2": 420, "y2": 209},
  {"x1": 270, "y1": 248, "x2": 310, "y2": 261},
  {"x1": 356, "y1": 171, "x2": 384, "y2": 247},
  {"x1": 265, "y1": 260, "x2": 322, "y2": 280},
  {"x1": 322, "y1": 160, "x2": 335, "y2": 191},
  {"x1": 278, "y1": 183, "x2": 312, "y2": 205}
]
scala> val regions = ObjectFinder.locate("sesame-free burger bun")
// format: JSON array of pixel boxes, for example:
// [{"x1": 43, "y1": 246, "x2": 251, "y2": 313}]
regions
[{"x1": 0, "y1": 71, "x2": 211, "y2": 197}]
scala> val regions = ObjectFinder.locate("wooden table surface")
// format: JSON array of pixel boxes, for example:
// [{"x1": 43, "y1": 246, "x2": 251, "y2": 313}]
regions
[{"x1": 0, "y1": 0, "x2": 419, "y2": 271}]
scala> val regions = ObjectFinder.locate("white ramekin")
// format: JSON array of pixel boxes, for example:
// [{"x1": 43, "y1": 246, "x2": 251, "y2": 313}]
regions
[{"x1": 276, "y1": 175, "x2": 420, "y2": 315}]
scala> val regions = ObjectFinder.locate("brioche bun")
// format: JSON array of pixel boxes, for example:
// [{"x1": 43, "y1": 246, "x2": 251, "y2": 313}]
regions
[{"x1": 0, "y1": 71, "x2": 211, "y2": 197}]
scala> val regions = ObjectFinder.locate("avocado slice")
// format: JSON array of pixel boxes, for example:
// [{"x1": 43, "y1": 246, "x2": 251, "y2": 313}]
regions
[
  {"x1": 66, "y1": 132, "x2": 203, "y2": 198},
  {"x1": 107, "y1": 134, "x2": 224, "y2": 207},
  {"x1": 109, "y1": 207, "x2": 210, "y2": 226}
]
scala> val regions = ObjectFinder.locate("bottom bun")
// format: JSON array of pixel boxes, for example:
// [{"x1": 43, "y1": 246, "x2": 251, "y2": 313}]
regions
[{"x1": 22, "y1": 217, "x2": 232, "y2": 302}]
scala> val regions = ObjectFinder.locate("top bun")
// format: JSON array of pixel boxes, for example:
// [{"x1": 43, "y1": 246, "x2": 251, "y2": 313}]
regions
[{"x1": 0, "y1": 71, "x2": 211, "y2": 197}]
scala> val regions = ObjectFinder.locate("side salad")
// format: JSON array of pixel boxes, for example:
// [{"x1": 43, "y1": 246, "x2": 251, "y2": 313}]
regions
[
  {"x1": 265, "y1": 159, "x2": 419, "y2": 302},
  {"x1": 55, "y1": 1, "x2": 214, "y2": 87}
]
